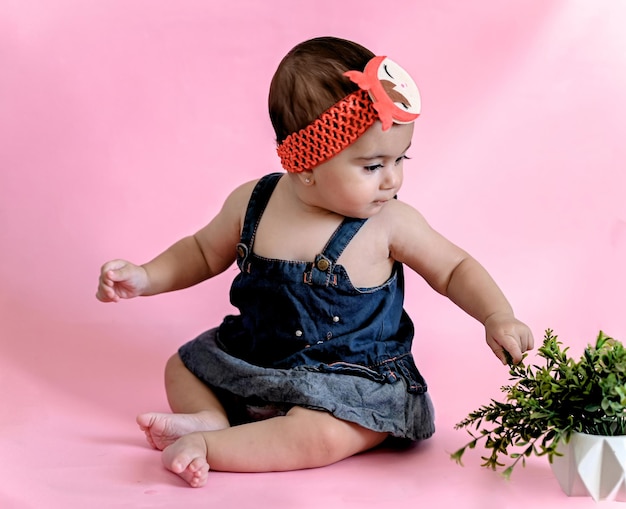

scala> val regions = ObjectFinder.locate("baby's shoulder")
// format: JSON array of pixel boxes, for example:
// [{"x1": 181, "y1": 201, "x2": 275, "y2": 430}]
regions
[
  {"x1": 372, "y1": 199, "x2": 433, "y2": 247},
  {"x1": 231, "y1": 178, "x2": 259, "y2": 198},
  {"x1": 378, "y1": 198, "x2": 426, "y2": 223},
  {"x1": 223, "y1": 179, "x2": 259, "y2": 208},
  {"x1": 213, "y1": 179, "x2": 260, "y2": 229}
]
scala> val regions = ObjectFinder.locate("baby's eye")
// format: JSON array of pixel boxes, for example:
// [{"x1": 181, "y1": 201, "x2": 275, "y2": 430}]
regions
[
  {"x1": 364, "y1": 164, "x2": 383, "y2": 172},
  {"x1": 395, "y1": 155, "x2": 411, "y2": 165}
]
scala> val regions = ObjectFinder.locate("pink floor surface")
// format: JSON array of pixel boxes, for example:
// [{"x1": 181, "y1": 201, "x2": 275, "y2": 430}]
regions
[
  {"x1": 2, "y1": 301, "x2": 625, "y2": 508},
  {"x1": 3, "y1": 1, "x2": 626, "y2": 507}
]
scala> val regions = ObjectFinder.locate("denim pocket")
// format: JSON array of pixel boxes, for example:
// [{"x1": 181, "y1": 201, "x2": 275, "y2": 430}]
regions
[
  {"x1": 315, "y1": 354, "x2": 428, "y2": 394},
  {"x1": 317, "y1": 361, "x2": 388, "y2": 384},
  {"x1": 394, "y1": 357, "x2": 427, "y2": 394},
  {"x1": 375, "y1": 354, "x2": 428, "y2": 394}
]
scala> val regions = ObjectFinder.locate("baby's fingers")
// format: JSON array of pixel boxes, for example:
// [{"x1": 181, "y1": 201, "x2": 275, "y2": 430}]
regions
[
  {"x1": 96, "y1": 259, "x2": 133, "y2": 302},
  {"x1": 486, "y1": 333, "x2": 525, "y2": 365},
  {"x1": 96, "y1": 277, "x2": 120, "y2": 302},
  {"x1": 519, "y1": 329, "x2": 535, "y2": 353},
  {"x1": 101, "y1": 260, "x2": 133, "y2": 281}
]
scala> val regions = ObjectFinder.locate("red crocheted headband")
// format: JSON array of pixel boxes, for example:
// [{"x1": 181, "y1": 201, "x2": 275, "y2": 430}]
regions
[{"x1": 277, "y1": 56, "x2": 421, "y2": 173}]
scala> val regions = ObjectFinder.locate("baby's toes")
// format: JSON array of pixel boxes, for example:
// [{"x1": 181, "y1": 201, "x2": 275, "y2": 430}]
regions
[{"x1": 185, "y1": 459, "x2": 209, "y2": 488}]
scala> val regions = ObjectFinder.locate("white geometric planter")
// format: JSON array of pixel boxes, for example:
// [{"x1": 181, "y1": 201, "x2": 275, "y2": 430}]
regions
[{"x1": 550, "y1": 432, "x2": 626, "y2": 502}]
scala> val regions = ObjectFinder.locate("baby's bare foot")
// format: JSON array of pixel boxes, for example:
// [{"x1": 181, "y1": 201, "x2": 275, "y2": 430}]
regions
[
  {"x1": 136, "y1": 411, "x2": 228, "y2": 450},
  {"x1": 162, "y1": 432, "x2": 210, "y2": 488}
]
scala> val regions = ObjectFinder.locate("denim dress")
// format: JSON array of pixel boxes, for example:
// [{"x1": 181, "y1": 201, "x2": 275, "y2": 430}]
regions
[{"x1": 179, "y1": 173, "x2": 435, "y2": 440}]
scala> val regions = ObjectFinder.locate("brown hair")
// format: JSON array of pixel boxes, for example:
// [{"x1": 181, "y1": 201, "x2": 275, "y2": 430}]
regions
[{"x1": 268, "y1": 37, "x2": 375, "y2": 144}]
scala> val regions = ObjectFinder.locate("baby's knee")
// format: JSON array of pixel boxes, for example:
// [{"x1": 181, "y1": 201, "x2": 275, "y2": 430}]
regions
[
  {"x1": 164, "y1": 352, "x2": 187, "y2": 379},
  {"x1": 320, "y1": 418, "x2": 386, "y2": 460},
  {"x1": 287, "y1": 407, "x2": 386, "y2": 464}
]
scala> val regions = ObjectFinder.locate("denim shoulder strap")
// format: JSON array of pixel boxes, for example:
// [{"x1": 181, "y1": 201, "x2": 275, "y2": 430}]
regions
[
  {"x1": 239, "y1": 172, "x2": 283, "y2": 248},
  {"x1": 305, "y1": 217, "x2": 367, "y2": 286},
  {"x1": 321, "y1": 217, "x2": 368, "y2": 263}
]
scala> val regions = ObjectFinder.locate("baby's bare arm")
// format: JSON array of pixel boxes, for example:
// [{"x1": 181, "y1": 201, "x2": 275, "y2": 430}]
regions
[
  {"x1": 139, "y1": 182, "x2": 255, "y2": 295},
  {"x1": 387, "y1": 200, "x2": 533, "y2": 363},
  {"x1": 97, "y1": 181, "x2": 255, "y2": 300}
]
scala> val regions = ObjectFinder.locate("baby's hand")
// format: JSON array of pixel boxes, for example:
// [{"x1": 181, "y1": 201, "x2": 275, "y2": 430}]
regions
[
  {"x1": 483, "y1": 312, "x2": 534, "y2": 365},
  {"x1": 96, "y1": 259, "x2": 149, "y2": 302}
]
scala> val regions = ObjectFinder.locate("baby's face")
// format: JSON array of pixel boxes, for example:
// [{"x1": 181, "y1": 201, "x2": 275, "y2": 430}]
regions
[{"x1": 309, "y1": 122, "x2": 414, "y2": 219}]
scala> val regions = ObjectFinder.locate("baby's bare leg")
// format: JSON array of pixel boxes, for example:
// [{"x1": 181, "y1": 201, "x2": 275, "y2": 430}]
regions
[
  {"x1": 137, "y1": 353, "x2": 230, "y2": 450},
  {"x1": 161, "y1": 406, "x2": 388, "y2": 487},
  {"x1": 161, "y1": 433, "x2": 211, "y2": 488}
]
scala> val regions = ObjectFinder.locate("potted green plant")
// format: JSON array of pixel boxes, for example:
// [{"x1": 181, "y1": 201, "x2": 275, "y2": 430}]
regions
[{"x1": 451, "y1": 329, "x2": 626, "y2": 501}]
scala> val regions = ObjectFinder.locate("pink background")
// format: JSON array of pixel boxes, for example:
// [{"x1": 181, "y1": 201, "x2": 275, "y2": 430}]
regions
[{"x1": 1, "y1": 1, "x2": 625, "y2": 507}]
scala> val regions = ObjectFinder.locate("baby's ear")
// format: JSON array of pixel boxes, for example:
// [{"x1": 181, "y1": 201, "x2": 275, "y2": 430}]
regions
[{"x1": 298, "y1": 171, "x2": 315, "y2": 186}]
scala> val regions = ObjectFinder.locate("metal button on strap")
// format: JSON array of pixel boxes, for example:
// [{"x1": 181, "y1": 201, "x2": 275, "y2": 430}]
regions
[
  {"x1": 316, "y1": 258, "x2": 330, "y2": 271},
  {"x1": 236, "y1": 245, "x2": 246, "y2": 257},
  {"x1": 332, "y1": 316, "x2": 340, "y2": 323},
  {"x1": 295, "y1": 330, "x2": 303, "y2": 337}
]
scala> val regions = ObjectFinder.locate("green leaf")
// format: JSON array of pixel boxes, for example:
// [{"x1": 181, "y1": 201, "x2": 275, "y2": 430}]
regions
[{"x1": 451, "y1": 328, "x2": 626, "y2": 477}]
